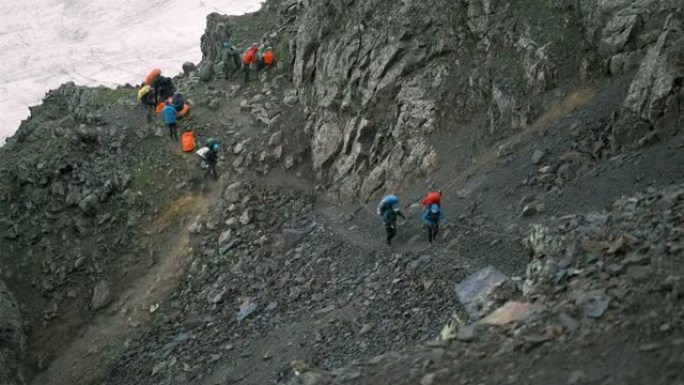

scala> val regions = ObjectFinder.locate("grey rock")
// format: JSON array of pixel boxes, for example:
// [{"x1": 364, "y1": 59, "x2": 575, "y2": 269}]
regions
[
  {"x1": 199, "y1": 61, "x2": 215, "y2": 82},
  {"x1": 182, "y1": 62, "x2": 196, "y2": 75},
  {"x1": 576, "y1": 289, "x2": 610, "y2": 319},
  {"x1": 600, "y1": 13, "x2": 642, "y2": 56},
  {"x1": 237, "y1": 299, "x2": 257, "y2": 321},
  {"x1": 454, "y1": 266, "x2": 507, "y2": 320},
  {"x1": 456, "y1": 323, "x2": 479, "y2": 342},
  {"x1": 218, "y1": 229, "x2": 232, "y2": 245},
  {"x1": 312, "y1": 119, "x2": 344, "y2": 169},
  {"x1": 79, "y1": 194, "x2": 98, "y2": 216},
  {"x1": 92, "y1": 280, "x2": 111, "y2": 310},
  {"x1": 531, "y1": 149, "x2": 545, "y2": 165},
  {"x1": 208, "y1": 98, "x2": 220, "y2": 110},
  {"x1": 283, "y1": 94, "x2": 299, "y2": 106},
  {"x1": 282, "y1": 228, "x2": 307, "y2": 247},
  {"x1": 557, "y1": 312, "x2": 579, "y2": 333},
  {"x1": 284, "y1": 155, "x2": 295, "y2": 169},
  {"x1": 223, "y1": 181, "x2": 244, "y2": 203},
  {"x1": 268, "y1": 131, "x2": 283, "y2": 146},
  {"x1": 239, "y1": 210, "x2": 251, "y2": 225}
]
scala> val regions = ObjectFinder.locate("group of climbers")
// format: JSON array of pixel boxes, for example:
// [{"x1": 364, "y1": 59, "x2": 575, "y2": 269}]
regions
[
  {"x1": 242, "y1": 43, "x2": 276, "y2": 83},
  {"x1": 133, "y1": 40, "x2": 278, "y2": 180},
  {"x1": 377, "y1": 191, "x2": 442, "y2": 245}
]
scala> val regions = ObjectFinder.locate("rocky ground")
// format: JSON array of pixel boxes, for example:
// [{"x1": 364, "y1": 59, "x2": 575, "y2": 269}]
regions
[{"x1": 0, "y1": 1, "x2": 682, "y2": 385}]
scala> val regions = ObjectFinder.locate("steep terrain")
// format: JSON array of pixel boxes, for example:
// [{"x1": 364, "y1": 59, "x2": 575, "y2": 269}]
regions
[{"x1": 0, "y1": 1, "x2": 682, "y2": 385}]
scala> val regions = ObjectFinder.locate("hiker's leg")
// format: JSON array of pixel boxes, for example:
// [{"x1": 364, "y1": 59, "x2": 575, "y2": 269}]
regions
[
  {"x1": 173, "y1": 123, "x2": 178, "y2": 140},
  {"x1": 168, "y1": 124, "x2": 173, "y2": 139}
]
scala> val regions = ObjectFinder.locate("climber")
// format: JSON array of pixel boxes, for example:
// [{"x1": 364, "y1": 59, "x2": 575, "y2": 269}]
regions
[
  {"x1": 421, "y1": 190, "x2": 442, "y2": 207},
  {"x1": 261, "y1": 47, "x2": 275, "y2": 69},
  {"x1": 377, "y1": 194, "x2": 406, "y2": 245},
  {"x1": 197, "y1": 139, "x2": 219, "y2": 179},
  {"x1": 221, "y1": 41, "x2": 241, "y2": 79},
  {"x1": 242, "y1": 43, "x2": 259, "y2": 83},
  {"x1": 137, "y1": 85, "x2": 157, "y2": 122},
  {"x1": 171, "y1": 92, "x2": 185, "y2": 111},
  {"x1": 162, "y1": 103, "x2": 178, "y2": 140},
  {"x1": 422, "y1": 203, "x2": 442, "y2": 243},
  {"x1": 152, "y1": 75, "x2": 176, "y2": 100}
]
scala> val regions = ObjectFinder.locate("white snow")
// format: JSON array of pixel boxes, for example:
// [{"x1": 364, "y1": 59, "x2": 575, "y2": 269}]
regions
[{"x1": 0, "y1": 0, "x2": 262, "y2": 143}]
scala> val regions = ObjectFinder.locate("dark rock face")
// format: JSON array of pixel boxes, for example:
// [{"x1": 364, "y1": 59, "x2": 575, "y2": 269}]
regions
[
  {"x1": 0, "y1": 280, "x2": 26, "y2": 385},
  {"x1": 613, "y1": 11, "x2": 684, "y2": 147},
  {"x1": 270, "y1": 0, "x2": 682, "y2": 200}
]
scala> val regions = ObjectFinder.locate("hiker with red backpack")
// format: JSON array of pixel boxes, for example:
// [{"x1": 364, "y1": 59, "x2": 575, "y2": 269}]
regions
[{"x1": 420, "y1": 191, "x2": 442, "y2": 243}]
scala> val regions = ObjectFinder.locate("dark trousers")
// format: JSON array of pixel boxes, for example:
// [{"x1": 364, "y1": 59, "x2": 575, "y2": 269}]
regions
[
  {"x1": 167, "y1": 123, "x2": 178, "y2": 140},
  {"x1": 425, "y1": 222, "x2": 439, "y2": 243},
  {"x1": 385, "y1": 222, "x2": 397, "y2": 245},
  {"x1": 243, "y1": 64, "x2": 250, "y2": 83},
  {"x1": 205, "y1": 161, "x2": 218, "y2": 179}
]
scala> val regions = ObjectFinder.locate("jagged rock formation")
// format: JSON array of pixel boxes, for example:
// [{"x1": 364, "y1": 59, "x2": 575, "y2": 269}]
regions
[
  {"x1": 223, "y1": 0, "x2": 683, "y2": 200},
  {"x1": 614, "y1": 11, "x2": 684, "y2": 147}
]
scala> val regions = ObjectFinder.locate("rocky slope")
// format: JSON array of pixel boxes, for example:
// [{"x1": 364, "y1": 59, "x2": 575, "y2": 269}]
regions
[{"x1": 0, "y1": 1, "x2": 682, "y2": 385}]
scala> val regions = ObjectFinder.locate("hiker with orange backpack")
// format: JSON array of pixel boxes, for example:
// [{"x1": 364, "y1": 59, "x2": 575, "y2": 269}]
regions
[
  {"x1": 260, "y1": 47, "x2": 275, "y2": 70},
  {"x1": 242, "y1": 43, "x2": 259, "y2": 83}
]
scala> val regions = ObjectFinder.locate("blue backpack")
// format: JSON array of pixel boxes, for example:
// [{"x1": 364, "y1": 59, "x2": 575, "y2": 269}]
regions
[{"x1": 378, "y1": 194, "x2": 399, "y2": 214}]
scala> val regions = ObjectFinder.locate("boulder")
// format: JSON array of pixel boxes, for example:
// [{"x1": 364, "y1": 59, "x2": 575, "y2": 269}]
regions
[
  {"x1": 79, "y1": 194, "x2": 98, "y2": 216},
  {"x1": 218, "y1": 229, "x2": 233, "y2": 245},
  {"x1": 454, "y1": 266, "x2": 507, "y2": 320},
  {"x1": 223, "y1": 181, "x2": 244, "y2": 203},
  {"x1": 91, "y1": 280, "x2": 111, "y2": 310},
  {"x1": 312, "y1": 120, "x2": 343, "y2": 169},
  {"x1": 182, "y1": 61, "x2": 196, "y2": 76},
  {"x1": 199, "y1": 61, "x2": 215, "y2": 82}
]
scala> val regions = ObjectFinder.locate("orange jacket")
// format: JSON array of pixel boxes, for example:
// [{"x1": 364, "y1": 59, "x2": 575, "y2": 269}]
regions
[
  {"x1": 242, "y1": 47, "x2": 258, "y2": 65},
  {"x1": 422, "y1": 192, "x2": 441, "y2": 206},
  {"x1": 263, "y1": 50, "x2": 275, "y2": 65}
]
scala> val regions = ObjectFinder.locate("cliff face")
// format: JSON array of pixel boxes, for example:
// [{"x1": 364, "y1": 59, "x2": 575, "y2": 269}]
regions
[{"x1": 276, "y1": 0, "x2": 683, "y2": 199}]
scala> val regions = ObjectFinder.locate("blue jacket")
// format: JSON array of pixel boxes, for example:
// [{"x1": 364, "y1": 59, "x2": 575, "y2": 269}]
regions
[
  {"x1": 422, "y1": 205, "x2": 442, "y2": 225},
  {"x1": 382, "y1": 207, "x2": 405, "y2": 225},
  {"x1": 162, "y1": 104, "x2": 177, "y2": 124}
]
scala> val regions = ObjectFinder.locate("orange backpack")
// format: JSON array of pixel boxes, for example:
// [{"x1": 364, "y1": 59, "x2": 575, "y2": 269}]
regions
[{"x1": 181, "y1": 131, "x2": 196, "y2": 152}]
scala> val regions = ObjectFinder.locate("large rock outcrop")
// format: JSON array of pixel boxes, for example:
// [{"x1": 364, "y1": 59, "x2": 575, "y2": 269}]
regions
[
  {"x1": 613, "y1": 11, "x2": 684, "y2": 147},
  {"x1": 280, "y1": 0, "x2": 682, "y2": 200}
]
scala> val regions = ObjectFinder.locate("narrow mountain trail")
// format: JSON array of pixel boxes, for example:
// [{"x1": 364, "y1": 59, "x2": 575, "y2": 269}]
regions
[{"x1": 31, "y1": 189, "x2": 219, "y2": 385}]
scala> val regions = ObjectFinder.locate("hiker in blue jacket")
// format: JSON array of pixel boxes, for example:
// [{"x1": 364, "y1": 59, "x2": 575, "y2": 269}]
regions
[
  {"x1": 162, "y1": 103, "x2": 178, "y2": 140},
  {"x1": 377, "y1": 194, "x2": 405, "y2": 245},
  {"x1": 422, "y1": 203, "x2": 442, "y2": 243}
]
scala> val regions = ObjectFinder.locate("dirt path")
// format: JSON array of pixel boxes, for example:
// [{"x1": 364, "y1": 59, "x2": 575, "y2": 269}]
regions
[{"x1": 32, "y1": 191, "x2": 217, "y2": 385}]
